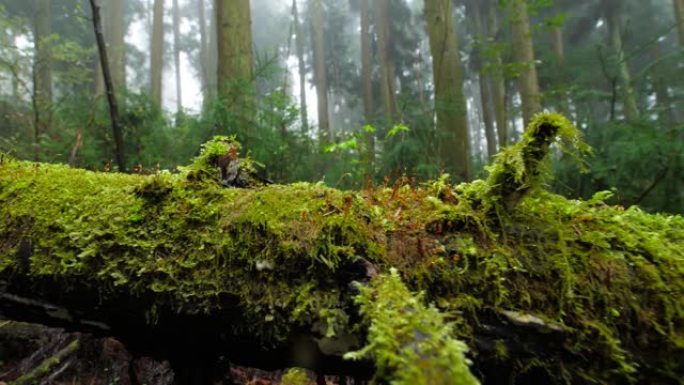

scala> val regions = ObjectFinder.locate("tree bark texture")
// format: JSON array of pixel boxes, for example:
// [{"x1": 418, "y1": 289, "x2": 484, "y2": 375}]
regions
[
  {"x1": 488, "y1": 3, "x2": 508, "y2": 147},
  {"x1": 424, "y1": 0, "x2": 470, "y2": 181},
  {"x1": 108, "y1": 0, "x2": 126, "y2": 92},
  {"x1": 216, "y1": 0, "x2": 254, "y2": 98},
  {"x1": 603, "y1": 0, "x2": 639, "y2": 121},
  {"x1": 309, "y1": 0, "x2": 330, "y2": 143},
  {"x1": 90, "y1": 0, "x2": 126, "y2": 172},
  {"x1": 150, "y1": 0, "x2": 165, "y2": 107},
  {"x1": 33, "y1": 0, "x2": 52, "y2": 161},
  {"x1": 197, "y1": 0, "x2": 210, "y2": 108},
  {"x1": 509, "y1": 0, "x2": 541, "y2": 126},
  {"x1": 0, "y1": 114, "x2": 682, "y2": 385},
  {"x1": 375, "y1": 0, "x2": 399, "y2": 123},
  {"x1": 293, "y1": 0, "x2": 309, "y2": 133},
  {"x1": 173, "y1": 0, "x2": 183, "y2": 112},
  {"x1": 360, "y1": 0, "x2": 375, "y2": 177}
]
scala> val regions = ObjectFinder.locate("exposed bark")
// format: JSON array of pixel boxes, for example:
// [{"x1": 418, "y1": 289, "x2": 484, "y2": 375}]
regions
[
  {"x1": 293, "y1": 0, "x2": 309, "y2": 132},
  {"x1": 150, "y1": 0, "x2": 164, "y2": 107},
  {"x1": 90, "y1": 0, "x2": 126, "y2": 172},
  {"x1": 424, "y1": 0, "x2": 470, "y2": 181},
  {"x1": 108, "y1": 0, "x2": 126, "y2": 92},
  {"x1": 603, "y1": 0, "x2": 639, "y2": 121},
  {"x1": 173, "y1": 0, "x2": 183, "y2": 112},
  {"x1": 198, "y1": 0, "x2": 210, "y2": 108},
  {"x1": 509, "y1": 0, "x2": 541, "y2": 126},
  {"x1": 33, "y1": 0, "x2": 52, "y2": 161},
  {"x1": 469, "y1": 0, "x2": 497, "y2": 158},
  {"x1": 375, "y1": 0, "x2": 399, "y2": 123},
  {"x1": 488, "y1": 2, "x2": 508, "y2": 147},
  {"x1": 675, "y1": 0, "x2": 684, "y2": 46},
  {"x1": 216, "y1": 0, "x2": 253, "y2": 98},
  {"x1": 310, "y1": 0, "x2": 330, "y2": 143},
  {"x1": 360, "y1": 0, "x2": 374, "y2": 177}
]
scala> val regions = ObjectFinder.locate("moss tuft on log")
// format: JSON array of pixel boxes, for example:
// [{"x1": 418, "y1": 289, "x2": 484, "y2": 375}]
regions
[{"x1": 0, "y1": 114, "x2": 682, "y2": 384}]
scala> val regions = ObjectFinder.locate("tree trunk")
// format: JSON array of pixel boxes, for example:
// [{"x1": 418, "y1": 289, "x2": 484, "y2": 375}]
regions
[
  {"x1": 488, "y1": 2, "x2": 508, "y2": 147},
  {"x1": 173, "y1": 0, "x2": 183, "y2": 112},
  {"x1": 469, "y1": 0, "x2": 497, "y2": 158},
  {"x1": 33, "y1": 0, "x2": 52, "y2": 161},
  {"x1": 198, "y1": 0, "x2": 210, "y2": 108},
  {"x1": 604, "y1": 0, "x2": 639, "y2": 121},
  {"x1": 0, "y1": 116, "x2": 682, "y2": 385},
  {"x1": 375, "y1": 0, "x2": 399, "y2": 123},
  {"x1": 293, "y1": 0, "x2": 309, "y2": 133},
  {"x1": 108, "y1": 0, "x2": 126, "y2": 92},
  {"x1": 89, "y1": 0, "x2": 126, "y2": 172},
  {"x1": 150, "y1": 0, "x2": 164, "y2": 107},
  {"x1": 509, "y1": 0, "x2": 541, "y2": 126},
  {"x1": 216, "y1": 0, "x2": 253, "y2": 95},
  {"x1": 360, "y1": 0, "x2": 374, "y2": 177},
  {"x1": 424, "y1": 0, "x2": 470, "y2": 181},
  {"x1": 674, "y1": 0, "x2": 684, "y2": 46},
  {"x1": 309, "y1": 0, "x2": 330, "y2": 143},
  {"x1": 550, "y1": 23, "x2": 570, "y2": 117}
]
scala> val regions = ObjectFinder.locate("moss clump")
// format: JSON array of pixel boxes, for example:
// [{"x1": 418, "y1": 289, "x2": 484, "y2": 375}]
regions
[
  {"x1": 345, "y1": 269, "x2": 480, "y2": 385},
  {"x1": 281, "y1": 367, "x2": 311, "y2": 385}
]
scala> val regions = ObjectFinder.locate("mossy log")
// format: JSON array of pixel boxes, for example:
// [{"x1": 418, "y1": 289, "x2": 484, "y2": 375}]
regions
[{"x1": 1, "y1": 115, "x2": 683, "y2": 385}]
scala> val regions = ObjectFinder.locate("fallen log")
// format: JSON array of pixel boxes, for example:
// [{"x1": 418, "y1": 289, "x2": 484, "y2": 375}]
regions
[{"x1": 0, "y1": 114, "x2": 682, "y2": 385}]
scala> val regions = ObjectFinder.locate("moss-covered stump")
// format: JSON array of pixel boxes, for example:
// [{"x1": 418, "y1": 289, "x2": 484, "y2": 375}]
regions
[{"x1": 0, "y1": 114, "x2": 682, "y2": 385}]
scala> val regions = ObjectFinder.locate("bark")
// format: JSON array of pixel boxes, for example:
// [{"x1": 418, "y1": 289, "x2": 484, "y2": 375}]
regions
[
  {"x1": 360, "y1": 0, "x2": 374, "y2": 177},
  {"x1": 550, "y1": 23, "x2": 570, "y2": 116},
  {"x1": 309, "y1": 0, "x2": 330, "y2": 143},
  {"x1": 375, "y1": 0, "x2": 399, "y2": 123},
  {"x1": 216, "y1": 0, "x2": 253, "y2": 98},
  {"x1": 150, "y1": 0, "x2": 164, "y2": 107},
  {"x1": 90, "y1": 0, "x2": 126, "y2": 172},
  {"x1": 603, "y1": 0, "x2": 639, "y2": 121},
  {"x1": 293, "y1": 0, "x2": 309, "y2": 132},
  {"x1": 675, "y1": 0, "x2": 684, "y2": 46},
  {"x1": 198, "y1": 0, "x2": 210, "y2": 107},
  {"x1": 488, "y1": 2, "x2": 508, "y2": 147},
  {"x1": 469, "y1": 0, "x2": 497, "y2": 158},
  {"x1": 173, "y1": 0, "x2": 183, "y2": 112},
  {"x1": 108, "y1": 0, "x2": 126, "y2": 92},
  {"x1": 33, "y1": 0, "x2": 52, "y2": 161},
  {"x1": 509, "y1": 0, "x2": 541, "y2": 126},
  {"x1": 0, "y1": 115, "x2": 682, "y2": 385},
  {"x1": 424, "y1": 0, "x2": 470, "y2": 181}
]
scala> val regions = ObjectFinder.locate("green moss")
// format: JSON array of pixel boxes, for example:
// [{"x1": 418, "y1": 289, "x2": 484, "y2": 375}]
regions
[
  {"x1": 0, "y1": 114, "x2": 682, "y2": 384},
  {"x1": 281, "y1": 367, "x2": 310, "y2": 385},
  {"x1": 345, "y1": 268, "x2": 480, "y2": 385}
]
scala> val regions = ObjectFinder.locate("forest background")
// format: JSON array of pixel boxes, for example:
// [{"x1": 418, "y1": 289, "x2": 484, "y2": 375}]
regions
[{"x1": 0, "y1": 0, "x2": 682, "y2": 214}]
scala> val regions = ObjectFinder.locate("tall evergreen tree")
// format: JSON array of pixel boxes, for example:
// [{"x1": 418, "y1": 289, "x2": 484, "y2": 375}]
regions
[
  {"x1": 509, "y1": 0, "x2": 541, "y2": 126},
  {"x1": 150, "y1": 0, "x2": 164, "y2": 107},
  {"x1": 424, "y1": 0, "x2": 470, "y2": 181}
]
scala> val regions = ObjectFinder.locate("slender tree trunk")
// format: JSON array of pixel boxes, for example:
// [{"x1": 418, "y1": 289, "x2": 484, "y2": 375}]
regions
[
  {"x1": 488, "y1": 2, "x2": 508, "y2": 147},
  {"x1": 198, "y1": 0, "x2": 209, "y2": 108},
  {"x1": 33, "y1": 0, "x2": 52, "y2": 161},
  {"x1": 150, "y1": 0, "x2": 164, "y2": 107},
  {"x1": 360, "y1": 0, "x2": 374, "y2": 177},
  {"x1": 550, "y1": 23, "x2": 570, "y2": 117},
  {"x1": 509, "y1": 0, "x2": 541, "y2": 126},
  {"x1": 470, "y1": 0, "x2": 497, "y2": 158},
  {"x1": 674, "y1": 0, "x2": 684, "y2": 46},
  {"x1": 604, "y1": 0, "x2": 639, "y2": 121},
  {"x1": 424, "y1": 0, "x2": 470, "y2": 181},
  {"x1": 207, "y1": 1, "x2": 218, "y2": 103},
  {"x1": 90, "y1": 0, "x2": 126, "y2": 172},
  {"x1": 109, "y1": 0, "x2": 125, "y2": 92},
  {"x1": 375, "y1": 0, "x2": 398, "y2": 123},
  {"x1": 309, "y1": 0, "x2": 330, "y2": 143},
  {"x1": 216, "y1": 0, "x2": 254, "y2": 99},
  {"x1": 173, "y1": 0, "x2": 183, "y2": 112},
  {"x1": 293, "y1": 0, "x2": 309, "y2": 133}
]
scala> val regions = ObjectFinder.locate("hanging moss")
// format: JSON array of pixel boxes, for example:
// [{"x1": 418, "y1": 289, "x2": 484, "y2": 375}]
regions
[{"x1": 0, "y1": 114, "x2": 682, "y2": 384}]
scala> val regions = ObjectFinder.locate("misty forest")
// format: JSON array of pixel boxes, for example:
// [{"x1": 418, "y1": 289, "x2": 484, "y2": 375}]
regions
[{"x1": 0, "y1": 0, "x2": 683, "y2": 384}]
